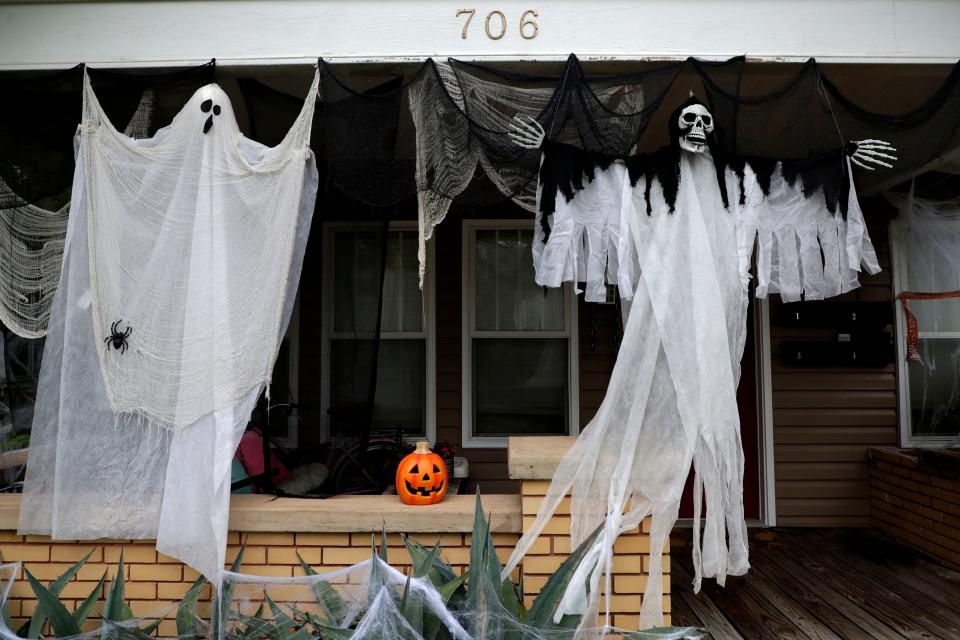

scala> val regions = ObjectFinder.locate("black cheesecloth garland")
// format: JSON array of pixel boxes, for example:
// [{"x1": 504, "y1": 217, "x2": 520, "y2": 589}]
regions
[{"x1": 0, "y1": 55, "x2": 958, "y2": 496}]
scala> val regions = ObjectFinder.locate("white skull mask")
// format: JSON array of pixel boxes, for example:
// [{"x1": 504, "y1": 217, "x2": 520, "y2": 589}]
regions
[{"x1": 677, "y1": 104, "x2": 714, "y2": 154}]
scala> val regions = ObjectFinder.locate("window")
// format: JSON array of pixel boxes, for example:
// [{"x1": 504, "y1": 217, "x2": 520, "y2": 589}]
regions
[
  {"x1": 893, "y1": 224, "x2": 960, "y2": 446},
  {"x1": 322, "y1": 222, "x2": 435, "y2": 441},
  {"x1": 462, "y1": 220, "x2": 578, "y2": 448},
  {"x1": 267, "y1": 298, "x2": 300, "y2": 446}
]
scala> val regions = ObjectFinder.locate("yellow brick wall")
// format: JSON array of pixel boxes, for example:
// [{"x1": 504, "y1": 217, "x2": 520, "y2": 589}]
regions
[
  {"x1": 869, "y1": 447, "x2": 960, "y2": 570},
  {"x1": 520, "y1": 480, "x2": 671, "y2": 630},
  {"x1": 0, "y1": 488, "x2": 669, "y2": 637},
  {"x1": 0, "y1": 529, "x2": 522, "y2": 637}
]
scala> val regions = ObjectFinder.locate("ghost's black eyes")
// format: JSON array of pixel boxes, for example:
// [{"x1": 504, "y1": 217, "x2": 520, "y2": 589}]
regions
[
  {"x1": 682, "y1": 113, "x2": 696, "y2": 123},
  {"x1": 701, "y1": 115, "x2": 712, "y2": 126},
  {"x1": 201, "y1": 99, "x2": 221, "y2": 134}
]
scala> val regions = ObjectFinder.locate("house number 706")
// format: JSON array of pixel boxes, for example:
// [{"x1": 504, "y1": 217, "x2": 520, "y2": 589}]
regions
[{"x1": 456, "y1": 9, "x2": 540, "y2": 40}]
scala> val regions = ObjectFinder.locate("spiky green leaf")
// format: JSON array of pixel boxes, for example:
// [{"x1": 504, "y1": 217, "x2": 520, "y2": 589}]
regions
[
  {"x1": 175, "y1": 575, "x2": 206, "y2": 638},
  {"x1": 27, "y1": 548, "x2": 93, "y2": 638},
  {"x1": 437, "y1": 571, "x2": 468, "y2": 605},
  {"x1": 24, "y1": 568, "x2": 81, "y2": 637},
  {"x1": 413, "y1": 542, "x2": 442, "y2": 579},
  {"x1": 213, "y1": 543, "x2": 245, "y2": 639},
  {"x1": 296, "y1": 552, "x2": 347, "y2": 623},
  {"x1": 310, "y1": 618, "x2": 355, "y2": 640},
  {"x1": 73, "y1": 571, "x2": 107, "y2": 627},
  {"x1": 139, "y1": 616, "x2": 166, "y2": 636},
  {"x1": 379, "y1": 525, "x2": 389, "y2": 563},
  {"x1": 526, "y1": 524, "x2": 603, "y2": 628},
  {"x1": 103, "y1": 550, "x2": 132, "y2": 623}
]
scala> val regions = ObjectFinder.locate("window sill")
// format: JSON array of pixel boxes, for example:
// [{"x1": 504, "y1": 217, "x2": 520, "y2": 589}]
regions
[
  {"x1": 0, "y1": 493, "x2": 522, "y2": 534},
  {"x1": 507, "y1": 435, "x2": 576, "y2": 480}
]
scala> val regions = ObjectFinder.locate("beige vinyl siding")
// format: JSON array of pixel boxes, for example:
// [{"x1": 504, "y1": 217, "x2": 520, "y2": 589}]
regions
[{"x1": 770, "y1": 200, "x2": 899, "y2": 526}]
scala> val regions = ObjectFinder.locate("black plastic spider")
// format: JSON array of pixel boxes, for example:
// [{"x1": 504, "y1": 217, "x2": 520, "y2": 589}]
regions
[{"x1": 104, "y1": 320, "x2": 132, "y2": 354}]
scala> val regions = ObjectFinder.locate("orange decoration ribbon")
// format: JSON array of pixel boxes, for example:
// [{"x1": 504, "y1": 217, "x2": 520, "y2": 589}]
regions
[{"x1": 898, "y1": 290, "x2": 960, "y2": 363}]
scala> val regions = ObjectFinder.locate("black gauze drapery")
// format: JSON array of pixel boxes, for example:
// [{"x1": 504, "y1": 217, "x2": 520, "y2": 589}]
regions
[
  {"x1": 310, "y1": 54, "x2": 960, "y2": 213},
  {"x1": 0, "y1": 63, "x2": 216, "y2": 341},
  {"x1": 239, "y1": 74, "x2": 396, "y2": 496},
  {"x1": 3, "y1": 54, "x2": 958, "y2": 233},
  {"x1": 0, "y1": 62, "x2": 215, "y2": 210}
]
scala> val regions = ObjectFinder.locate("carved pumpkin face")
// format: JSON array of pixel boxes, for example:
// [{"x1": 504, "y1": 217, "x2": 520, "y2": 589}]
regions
[{"x1": 396, "y1": 441, "x2": 448, "y2": 505}]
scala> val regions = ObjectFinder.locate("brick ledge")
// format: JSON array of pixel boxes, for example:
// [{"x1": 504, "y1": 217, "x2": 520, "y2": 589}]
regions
[
  {"x1": 507, "y1": 436, "x2": 575, "y2": 480},
  {"x1": 868, "y1": 446, "x2": 960, "y2": 479},
  {"x1": 0, "y1": 493, "x2": 522, "y2": 534}
]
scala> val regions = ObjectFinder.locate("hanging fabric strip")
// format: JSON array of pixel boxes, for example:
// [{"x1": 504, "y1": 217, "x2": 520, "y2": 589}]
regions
[
  {"x1": 508, "y1": 137, "x2": 879, "y2": 634},
  {"x1": 504, "y1": 152, "x2": 755, "y2": 633},
  {"x1": 216, "y1": 55, "x2": 960, "y2": 282},
  {"x1": 82, "y1": 68, "x2": 319, "y2": 430}
]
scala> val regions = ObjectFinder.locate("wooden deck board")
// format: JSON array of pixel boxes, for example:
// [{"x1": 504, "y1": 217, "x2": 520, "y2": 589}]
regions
[{"x1": 670, "y1": 528, "x2": 960, "y2": 640}]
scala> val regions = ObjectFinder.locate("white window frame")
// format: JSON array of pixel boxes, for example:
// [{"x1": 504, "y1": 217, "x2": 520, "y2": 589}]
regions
[
  {"x1": 320, "y1": 220, "x2": 436, "y2": 444},
  {"x1": 891, "y1": 224, "x2": 958, "y2": 447},
  {"x1": 272, "y1": 296, "x2": 300, "y2": 447},
  {"x1": 461, "y1": 219, "x2": 579, "y2": 449}
]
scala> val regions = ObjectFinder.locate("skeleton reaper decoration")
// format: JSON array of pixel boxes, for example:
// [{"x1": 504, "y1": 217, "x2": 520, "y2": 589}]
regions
[
  {"x1": 505, "y1": 99, "x2": 895, "y2": 634},
  {"x1": 677, "y1": 102, "x2": 714, "y2": 154}
]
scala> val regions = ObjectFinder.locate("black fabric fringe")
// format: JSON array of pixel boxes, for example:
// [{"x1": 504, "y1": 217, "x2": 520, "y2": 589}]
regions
[{"x1": 539, "y1": 142, "x2": 856, "y2": 229}]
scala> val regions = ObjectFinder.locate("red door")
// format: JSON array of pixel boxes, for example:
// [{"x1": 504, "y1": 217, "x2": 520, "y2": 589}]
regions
[{"x1": 678, "y1": 297, "x2": 764, "y2": 520}]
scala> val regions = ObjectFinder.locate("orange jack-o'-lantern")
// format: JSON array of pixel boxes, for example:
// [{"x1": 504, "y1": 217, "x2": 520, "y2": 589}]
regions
[{"x1": 396, "y1": 441, "x2": 448, "y2": 505}]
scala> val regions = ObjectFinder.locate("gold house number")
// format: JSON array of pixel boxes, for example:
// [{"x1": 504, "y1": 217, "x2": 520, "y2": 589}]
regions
[{"x1": 457, "y1": 9, "x2": 540, "y2": 40}]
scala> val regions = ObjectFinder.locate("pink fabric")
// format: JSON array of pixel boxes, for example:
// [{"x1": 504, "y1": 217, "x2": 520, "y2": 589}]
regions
[{"x1": 235, "y1": 430, "x2": 291, "y2": 486}]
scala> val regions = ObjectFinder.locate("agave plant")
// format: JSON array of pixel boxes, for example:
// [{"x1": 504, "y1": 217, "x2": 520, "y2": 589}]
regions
[
  {"x1": 197, "y1": 492, "x2": 706, "y2": 640},
  {"x1": 10, "y1": 492, "x2": 707, "y2": 639},
  {"x1": 8, "y1": 550, "x2": 165, "y2": 639}
]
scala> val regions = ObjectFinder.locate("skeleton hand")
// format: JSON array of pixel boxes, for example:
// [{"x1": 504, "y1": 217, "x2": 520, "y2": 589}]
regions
[
  {"x1": 848, "y1": 139, "x2": 898, "y2": 171},
  {"x1": 507, "y1": 115, "x2": 545, "y2": 149}
]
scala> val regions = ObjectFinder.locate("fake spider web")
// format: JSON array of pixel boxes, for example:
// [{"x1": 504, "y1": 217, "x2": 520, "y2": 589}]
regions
[{"x1": 0, "y1": 502, "x2": 708, "y2": 640}]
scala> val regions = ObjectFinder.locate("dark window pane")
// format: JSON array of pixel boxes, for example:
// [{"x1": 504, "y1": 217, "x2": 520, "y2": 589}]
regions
[
  {"x1": 330, "y1": 338, "x2": 425, "y2": 436},
  {"x1": 473, "y1": 338, "x2": 567, "y2": 436},
  {"x1": 474, "y1": 229, "x2": 563, "y2": 331},
  {"x1": 909, "y1": 338, "x2": 960, "y2": 437}
]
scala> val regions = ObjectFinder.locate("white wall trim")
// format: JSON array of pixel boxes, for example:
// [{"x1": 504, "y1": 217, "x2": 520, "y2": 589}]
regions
[
  {"x1": 758, "y1": 297, "x2": 777, "y2": 527},
  {"x1": 889, "y1": 219, "x2": 956, "y2": 448},
  {"x1": 320, "y1": 220, "x2": 436, "y2": 444},
  {"x1": 461, "y1": 219, "x2": 578, "y2": 449},
  {"x1": 2, "y1": 1, "x2": 960, "y2": 70},
  {"x1": 274, "y1": 295, "x2": 300, "y2": 448}
]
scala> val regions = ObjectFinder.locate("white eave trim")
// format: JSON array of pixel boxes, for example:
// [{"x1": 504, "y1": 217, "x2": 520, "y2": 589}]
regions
[{"x1": 2, "y1": 0, "x2": 960, "y2": 70}]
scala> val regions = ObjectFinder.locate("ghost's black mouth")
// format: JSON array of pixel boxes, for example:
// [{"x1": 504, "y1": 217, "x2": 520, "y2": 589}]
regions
[{"x1": 404, "y1": 479, "x2": 445, "y2": 497}]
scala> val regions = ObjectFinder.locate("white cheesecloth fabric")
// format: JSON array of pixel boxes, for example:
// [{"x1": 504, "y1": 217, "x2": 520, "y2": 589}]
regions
[
  {"x1": 410, "y1": 60, "x2": 644, "y2": 287},
  {"x1": 507, "y1": 152, "x2": 881, "y2": 634},
  {"x1": 0, "y1": 191, "x2": 68, "y2": 338},
  {"x1": 888, "y1": 191, "x2": 960, "y2": 298},
  {"x1": 750, "y1": 161, "x2": 880, "y2": 302},
  {"x1": 532, "y1": 163, "x2": 627, "y2": 303},
  {"x1": 0, "y1": 93, "x2": 159, "y2": 339},
  {"x1": 19, "y1": 69, "x2": 320, "y2": 583},
  {"x1": 887, "y1": 191, "x2": 960, "y2": 428}
]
